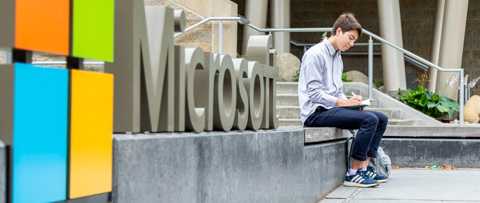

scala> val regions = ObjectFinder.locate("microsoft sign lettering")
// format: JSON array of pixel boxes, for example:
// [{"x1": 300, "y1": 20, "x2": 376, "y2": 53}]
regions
[{"x1": 107, "y1": 1, "x2": 278, "y2": 133}]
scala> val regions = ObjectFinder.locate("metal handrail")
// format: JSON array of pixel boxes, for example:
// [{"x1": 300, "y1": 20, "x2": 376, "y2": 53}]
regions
[
  {"x1": 290, "y1": 40, "x2": 427, "y2": 70},
  {"x1": 173, "y1": 16, "x2": 465, "y2": 126}
]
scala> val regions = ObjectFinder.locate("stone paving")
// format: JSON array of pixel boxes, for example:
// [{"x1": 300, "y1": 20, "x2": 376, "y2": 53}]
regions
[{"x1": 321, "y1": 169, "x2": 480, "y2": 203}]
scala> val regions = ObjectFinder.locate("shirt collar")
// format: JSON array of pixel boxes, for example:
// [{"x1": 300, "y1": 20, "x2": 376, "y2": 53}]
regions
[{"x1": 323, "y1": 37, "x2": 338, "y2": 56}]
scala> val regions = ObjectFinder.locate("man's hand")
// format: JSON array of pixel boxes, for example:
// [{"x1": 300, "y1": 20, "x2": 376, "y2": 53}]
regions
[{"x1": 336, "y1": 95, "x2": 363, "y2": 107}]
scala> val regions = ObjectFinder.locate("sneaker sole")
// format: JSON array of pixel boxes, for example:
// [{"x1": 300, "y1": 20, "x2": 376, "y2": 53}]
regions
[
  {"x1": 343, "y1": 181, "x2": 379, "y2": 188},
  {"x1": 376, "y1": 178, "x2": 389, "y2": 183}
]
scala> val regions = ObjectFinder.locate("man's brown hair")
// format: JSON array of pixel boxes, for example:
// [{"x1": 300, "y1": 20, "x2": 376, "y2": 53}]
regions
[{"x1": 332, "y1": 13, "x2": 362, "y2": 37}]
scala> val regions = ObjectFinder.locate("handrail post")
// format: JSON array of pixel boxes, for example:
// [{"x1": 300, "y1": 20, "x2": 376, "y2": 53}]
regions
[
  {"x1": 368, "y1": 36, "x2": 373, "y2": 99},
  {"x1": 218, "y1": 20, "x2": 223, "y2": 54},
  {"x1": 460, "y1": 69, "x2": 464, "y2": 126}
]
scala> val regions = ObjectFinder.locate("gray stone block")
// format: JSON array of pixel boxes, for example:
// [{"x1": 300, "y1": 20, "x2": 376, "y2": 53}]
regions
[
  {"x1": 302, "y1": 141, "x2": 347, "y2": 202},
  {"x1": 381, "y1": 138, "x2": 480, "y2": 167},
  {"x1": 112, "y1": 129, "x2": 347, "y2": 203},
  {"x1": 304, "y1": 127, "x2": 351, "y2": 143},
  {"x1": 384, "y1": 125, "x2": 480, "y2": 138}
]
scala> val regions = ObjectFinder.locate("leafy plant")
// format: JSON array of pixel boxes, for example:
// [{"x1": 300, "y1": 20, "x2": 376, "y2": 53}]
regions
[
  {"x1": 293, "y1": 69, "x2": 300, "y2": 82},
  {"x1": 373, "y1": 79, "x2": 383, "y2": 88},
  {"x1": 342, "y1": 73, "x2": 352, "y2": 82},
  {"x1": 398, "y1": 85, "x2": 459, "y2": 120}
]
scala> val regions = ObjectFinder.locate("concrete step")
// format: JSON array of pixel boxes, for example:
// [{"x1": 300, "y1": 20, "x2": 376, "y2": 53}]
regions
[
  {"x1": 276, "y1": 82, "x2": 298, "y2": 94},
  {"x1": 278, "y1": 118, "x2": 303, "y2": 127},
  {"x1": 365, "y1": 107, "x2": 402, "y2": 119},
  {"x1": 388, "y1": 119, "x2": 421, "y2": 126},
  {"x1": 276, "y1": 106, "x2": 300, "y2": 119},
  {"x1": 279, "y1": 118, "x2": 419, "y2": 127},
  {"x1": 276, "y1": 94, "x2": 299, "y2": 106},
  {"x1": 342, "y1": 86, "x2": 362, "y2": 97},
  {"x1": 369, "y1": 99, "x2": 381, "y2": 108}
]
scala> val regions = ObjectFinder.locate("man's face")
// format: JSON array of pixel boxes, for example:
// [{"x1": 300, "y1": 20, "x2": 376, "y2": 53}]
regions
[{"x1": 336, "y1": 29, "x2": 359, "y2": 52}]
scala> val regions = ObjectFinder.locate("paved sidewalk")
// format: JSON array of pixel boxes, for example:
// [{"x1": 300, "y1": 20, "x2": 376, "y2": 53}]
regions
[{"x1": 321, "y1": 169, "x2": 480, "y2": 203}]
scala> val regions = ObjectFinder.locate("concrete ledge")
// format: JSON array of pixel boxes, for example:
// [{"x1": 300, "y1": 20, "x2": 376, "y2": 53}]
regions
[
  {"x1": 344, "y1": 82, "x2": 443, "y2": 126},
  {"x1": 384, "y1": 125, "x2": 480, "y2": 138},
  {"x1": 304, "y1": 127, "x2": 351, "y2": 143},
  {"x1": 382, "y1": 138, "x2": 480, "y2": 167},
  {"x1": 304, "y1": 125, "x2": 480, "y2": 144},
  {"x1": 112, "y1": 128, "x2": 347, "y2": 203}
]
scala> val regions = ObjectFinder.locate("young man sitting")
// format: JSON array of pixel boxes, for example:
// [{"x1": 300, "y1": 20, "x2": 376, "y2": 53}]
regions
[{"x1": 297, "y1": 13, "x2": 389, "y2": 187}]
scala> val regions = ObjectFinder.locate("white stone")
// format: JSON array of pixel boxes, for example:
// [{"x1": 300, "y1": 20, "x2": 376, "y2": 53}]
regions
[
  {"x1": 464, "y1": 95, "x2": 480, "y2": 123},
  {"x1": 276, "y1": 53, "x2": 300, "y2": 82},
  {"x1": 345, "y1": 70, "x2": 368, "y2": 84}
]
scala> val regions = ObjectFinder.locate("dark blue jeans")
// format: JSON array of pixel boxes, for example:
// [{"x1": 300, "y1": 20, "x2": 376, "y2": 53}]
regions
[{"x1": 305, "y1": 106, "x2": 388, "y2": 161}]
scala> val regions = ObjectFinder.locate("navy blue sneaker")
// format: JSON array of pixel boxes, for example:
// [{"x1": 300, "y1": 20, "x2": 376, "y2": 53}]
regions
[
  {"x1": 344, "y1": 169, "x2": 379, "y2": 187},
  {"x1": 366, "y1": 166, "x2": 389, "y2": 183}
]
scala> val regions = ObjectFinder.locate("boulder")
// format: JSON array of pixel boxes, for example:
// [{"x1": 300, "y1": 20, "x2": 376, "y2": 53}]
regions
[
  {"x1": 464, "y1": 95, "x2": 480, "y2": 123},
  {"x1": 345, "y1": 70, "x2": 368, "y2": 84},
  {"x1": 276, "y1": 53, "x2": 301, "y2": 82}
]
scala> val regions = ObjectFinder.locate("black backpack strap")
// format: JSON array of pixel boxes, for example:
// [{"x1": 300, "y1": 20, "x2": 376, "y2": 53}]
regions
[{"x1": 345, "y1": 130, "x2": 356, "y2": 172}]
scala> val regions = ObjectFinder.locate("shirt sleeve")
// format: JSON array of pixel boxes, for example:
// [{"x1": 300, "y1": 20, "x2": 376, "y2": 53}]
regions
[
  {"x1": 336, "y1": 82, "x2": 347, "y2": 100},
  {"x1": 302, "y1": 53, "x2": 338, "y2": 107},
  {"x1": 335, "y1": 56, "x2": 347, "y2": 100}
]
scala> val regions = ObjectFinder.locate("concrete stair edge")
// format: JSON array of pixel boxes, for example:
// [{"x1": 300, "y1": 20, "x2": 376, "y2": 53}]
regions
[{"x1": 343, "y1": 82, "x2": 443, "y2": 126}]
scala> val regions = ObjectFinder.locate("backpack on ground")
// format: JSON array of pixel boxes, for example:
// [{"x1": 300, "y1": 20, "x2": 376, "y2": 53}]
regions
[
  {"x1": 369, "y1": 146, "x2": 391, "y2": 176},
  {"x1": 346, "y1": 130, "x2": 391, "y2": 177}
]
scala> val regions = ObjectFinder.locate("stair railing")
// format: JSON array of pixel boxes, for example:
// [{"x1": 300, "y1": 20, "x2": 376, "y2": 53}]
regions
[
  {"x1": 290, "y1": 40, "x2": 429, "y2": 71},
  {"x1": 176, "y1": 15, "x2": 465, "y2": 126}
]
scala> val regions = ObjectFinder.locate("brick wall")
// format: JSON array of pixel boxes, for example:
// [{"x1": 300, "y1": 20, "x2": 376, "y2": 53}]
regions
[
  {"x1": 232, "y1": 0, "x2": 480, "y2": 96},
  {"x1": 464, "y1": 1, "x2": 480, "y2": 96}
]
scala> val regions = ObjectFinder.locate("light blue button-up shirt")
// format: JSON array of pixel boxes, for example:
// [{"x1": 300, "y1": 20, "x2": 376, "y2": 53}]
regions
[{"x1": 298, "y1": 37, "x2": 347, "y2": 124}]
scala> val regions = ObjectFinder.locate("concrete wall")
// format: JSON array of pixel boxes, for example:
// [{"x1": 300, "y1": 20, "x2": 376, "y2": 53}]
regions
[
  {"x1": 112, "y1": 128, "x2": 346, "y2": 203},
  {"x1": 1, "y1": 128, "x2": 480, "y2": 202},
  {"x1": 382, "y1": 138, "x2": 480, "y2": 167}
]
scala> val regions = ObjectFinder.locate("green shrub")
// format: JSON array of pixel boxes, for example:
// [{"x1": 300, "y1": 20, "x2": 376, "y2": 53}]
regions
[
  {"x1": 342, "y1": 73, "x2": 352, "y2": 82},
  {"x1": 293, "y1": 69, "x2": 300, "y2": 82},
  {"x1": 397, "y1": 86, "x2": 459, "y2": 120}
]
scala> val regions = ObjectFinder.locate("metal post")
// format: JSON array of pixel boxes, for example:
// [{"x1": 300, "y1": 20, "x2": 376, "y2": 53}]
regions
[
  {"x1": 218, "y1": 20, "x2": 223, "y2": 54},
  {"x1": 465, "y1": 75, "x2": 470, "y2": 105},
  {"x1": 459, "y1": 69, "x2": 464, "y2": 126},
  {"x1": 368, "y1": 36, "x2": 373, "y2": 99}
]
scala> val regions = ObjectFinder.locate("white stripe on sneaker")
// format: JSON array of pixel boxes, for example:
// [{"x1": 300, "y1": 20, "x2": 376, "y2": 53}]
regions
[
  {"x1": 367, "y1": 171, "x2": 377, "y2": 179},
  {"x1": 352, "y1": 175, "x2": 362, "y2": 182},
  {"x1": 352, "y1": 175, "x2": 365, "y2": 183}
]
